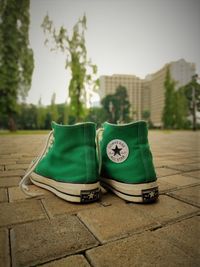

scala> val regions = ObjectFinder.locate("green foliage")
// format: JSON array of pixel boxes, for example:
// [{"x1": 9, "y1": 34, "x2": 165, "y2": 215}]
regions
[
  {"x1": 162, "y1": 68, "x2": 192, "y2": 129},
  {"x1": 162, "y1": 68, "x2": 176, "y2": 128},
  {"x1": 101, "y1": 85, "x2": 130, "y2": 123},
  {"x1": 50, "y1": 92, "x2": 59, "y2": 122},
  {"x1": 57, "y1": 103, "x2": 68, "y2": 125},
  {"x1": 174, "y1": 88, "x2": 188, "y2": 129},
  {"x1": 86, "y1": 107, "x2": 107, "y2": 128},
  {"x1": 0, "y1": 0, "x2": 34, "y2": 130},
  {"x1": 41, "y1": 14, "x2": 99, "y2": 122},
  {"x1": 36, "y1": 97, "x2": 46, "y2": 129},
  {"x1": 183, "y1": 75, "x2": 200, "y2": 130},
  {"x1": 184, "y1": 77, "x2": 200, "y2": 112},
  {"x1": 142, "y1": 110, "x2": 150, "y2": 121},
  {"x1": 17, "y1": 103, "x2": 37, "y2": 130}
]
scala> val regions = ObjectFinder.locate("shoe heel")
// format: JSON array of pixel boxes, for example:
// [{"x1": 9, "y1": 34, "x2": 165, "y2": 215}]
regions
[
  {"x1": 101, "y1": 178, "x2": 159, "y2": 203},
  {"x1": 80, "y1": 188, "x2": 100, "y2": 203}
]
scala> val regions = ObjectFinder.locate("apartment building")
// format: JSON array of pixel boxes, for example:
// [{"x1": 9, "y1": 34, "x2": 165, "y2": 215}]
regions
[
  {"x1": 99, "y1": 74, "x2": 142, "y2": 120},
  {"x1": 148, "y1": 59, "x2": 195, "y2": 126},
  {"x1": 99, "y1": 59, "x2": 196, "y2": 126}
]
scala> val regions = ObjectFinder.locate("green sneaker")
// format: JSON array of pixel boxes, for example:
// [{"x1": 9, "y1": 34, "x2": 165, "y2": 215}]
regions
[
  {"x1": 20, "y1": 122, "x2": 100, "y2": 203},
  {"x1": 99, "y1": 121, "x2": 159, "y2": 203}
]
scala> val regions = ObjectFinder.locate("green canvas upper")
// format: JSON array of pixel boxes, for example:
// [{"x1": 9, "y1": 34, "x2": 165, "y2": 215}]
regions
[
  {"x1": 100, "y1": 121, "x2": 157, "y2": 184},
  {"x1": 34, "y1": 122, "x2": 99, "y2": 184}
]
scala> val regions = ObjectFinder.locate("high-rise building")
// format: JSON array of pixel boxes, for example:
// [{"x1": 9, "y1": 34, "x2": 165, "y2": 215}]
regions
[
  {"x1": 99, "y1": 74, "x2": 142, "y2": 120},
  {"x1": 99, "y1": 59, "x2": 196, "y2": 126},
  {"x1": 147, "y1": 59, "x2": 195, "y2": 126}
]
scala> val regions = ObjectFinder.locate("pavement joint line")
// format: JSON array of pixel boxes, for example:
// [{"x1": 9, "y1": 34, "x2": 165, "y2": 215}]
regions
[
  {"x1": 151, "y1": 213, "x2": 199, "y2": 233},
  {"x1": 76, "y1": 214, "x2": 101, "y2": 245},
  {"x1": 0, "y1": 217, "x2": 48, "y2": 230},
  {"x1": 164, "y1": 166, "x2": 200, "y2": 173},
  {"x1": 40, "y1": 199, "x2": 51, "y2": 221},
  {"x1": 84, "y1": 250, "x2": 95, "y2": 267},
  {"x1": 79, "y1": 252, "x2": 95, "y2": 267},
  {"x1": 6, "y1": 187, "x2": 9, "y2": 203},
  {"x1": 8, "y1": 228, "x2": 12, "y2": 267},
  {"x1": 166, "y1": 192, "x2": 200, "y2": 208},
  {"x1": 158, "y1": 211, "x2": 200, "y2": 228},
  {"x1": 159, "y1": 183, "x2": 200, "y2": 193}
]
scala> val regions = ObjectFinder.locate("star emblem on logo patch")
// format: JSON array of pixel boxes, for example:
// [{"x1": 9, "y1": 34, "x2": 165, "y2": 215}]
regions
[
  {"x1": 112, "y1": 145, "x2": 122, "y2": 156},
  {"x1": 107, "y1": 139, "x2": 129, "y2": 163}
]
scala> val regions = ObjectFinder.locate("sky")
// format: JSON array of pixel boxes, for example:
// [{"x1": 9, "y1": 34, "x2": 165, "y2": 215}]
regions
[{"x1": 27, "y1": 0, "x2": 200, "y2": 105}]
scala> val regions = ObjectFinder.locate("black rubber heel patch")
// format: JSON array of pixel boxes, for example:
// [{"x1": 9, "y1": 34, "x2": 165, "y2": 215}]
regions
[
  {"x1": 80, "y1": 188, "x2": 100, "y2": 203},
  {"x1": 142, "y1": 187, "x2": 159, "y2": 203}
]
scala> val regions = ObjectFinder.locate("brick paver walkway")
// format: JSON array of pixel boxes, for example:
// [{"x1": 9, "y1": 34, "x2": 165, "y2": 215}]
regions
[{"x1": 0, "y1": 131, "x2": 199, "y2": 267}]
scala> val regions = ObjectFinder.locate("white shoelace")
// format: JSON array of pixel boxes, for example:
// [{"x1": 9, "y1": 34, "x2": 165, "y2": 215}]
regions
[
  {"x1": 96, "y1": 128, "x2": 104, "y2": 174},
  {"x1": 19, "y1": 130, "x2": 54, "y2": 197}
]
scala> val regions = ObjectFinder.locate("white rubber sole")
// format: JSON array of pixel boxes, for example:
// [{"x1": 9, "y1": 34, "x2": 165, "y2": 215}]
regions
[
  {"x1": 30, "y1": 172, "x2": 100, "y2": 203},
  {"x1": 101, "y1": 177, "x2": 159, "y2": 203}
]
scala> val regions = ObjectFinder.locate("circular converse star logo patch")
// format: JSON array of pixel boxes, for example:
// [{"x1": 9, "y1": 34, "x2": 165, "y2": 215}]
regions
[{"x1": 106, "y1": 139, "x2": 129, "y2": 163}]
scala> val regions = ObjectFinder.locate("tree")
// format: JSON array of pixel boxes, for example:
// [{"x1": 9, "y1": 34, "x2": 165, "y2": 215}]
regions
[
  {"x1": 50, "y1": 92, "x2": 58, "y2": 122},
  {"x1": 0, "y1": 0, "x2": 34, "y2": 131},
  {"x1": 36, "y1": 97, "x2": 46, "y2": 129},
  {"x1": 17, "y1": 103, "x2": 37, "y2": 129},
  {"x1": 162, "y1": 68, "x2": 176, "y2": 128},
  {"x1": 101, "y1": 94, "x2": 117, "y2": 123},
  {"x1": 57, "y1": 103, "x2": 68, "y2": 125},
  {"x1": 184, "y1": 74, "x2": 200, "y2": 131},
  {"x1": 174, "y1": 88, "x2": 188, "y2": 129},
  {"x1": 101, "y1": 86, "x2": 130, "y2": 123},
  {"x1": 86, "y1": 107, "x2": 107, "y2": 128},
  {"x1": 115, "y1": 86, "x2": 130, "y2": 122},
  {"x1": 41, "y1": 14, "x2": 99, "y2": 122},
  {"x1": 142, "y1": 110, "x2": 150, "y2": 121}
]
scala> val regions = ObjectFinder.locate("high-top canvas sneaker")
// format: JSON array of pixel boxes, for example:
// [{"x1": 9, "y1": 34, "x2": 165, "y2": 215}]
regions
[
  {"x1": 99, "y1": 121, "x2": 159, "y2": 203},
  {"x1": 20, "y1": 122, "x2": 100, "y2": 203}
]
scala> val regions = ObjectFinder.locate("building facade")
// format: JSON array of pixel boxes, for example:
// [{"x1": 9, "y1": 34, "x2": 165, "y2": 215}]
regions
[
  {"x1": 99, "y1": 74, "x2": 142, "y2": 120},
  {"x1": 99, "y1": 59, "x2": 196, "y2": 126},
  {"x1": 148, "y1": 59, "x2": 195, "y2": 126}
]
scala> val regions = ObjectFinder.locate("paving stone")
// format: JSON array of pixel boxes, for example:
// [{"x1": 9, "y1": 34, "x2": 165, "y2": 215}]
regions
[
  {"x1": 156, "y1": 167, "x2": 180, "y2": 177},
  {"x1": 129, "y1": 195, "x2": 199, "y2": 225},
  {"x1": 0, "y1": 155, "x2": 18, "y2": 159},
  {"x1": 0, "y1": 165, "x2": 4, "y2": 171},
  {"x1": 167, "y1": 163, "x2": 200, "y2": 172},
  {"x1": 0, "y1": 159, "x2": 16, "y2": 165},
  {"x1": 155, "y1": 159, "x2": 181, "y2": 167},
  {"x1": 0, "y1": 229, "x2": 10, "y2": 267},
  {"x1": 5, "y1": 164, "x2": 29, "y2": 170},
  {"x1": 160, "y1": 174, "x2": 199, "y2": 187},
  {"x1": 168, "y1": 185, "x2": 200, "y2": 207},
  {"x1": 42, "y1": 195, "x2": 101, "y2": 218},
  {"x1": 154, "y1": 216, "x2": 200, "y2": 261},
  {"x1": 16, "y1": 159, "x2": 33, "y2": 164},
  {"x1": 86, "y1": 231, "x2": 194, "y2": 267},
  {"x1": 11, "y1": 215, "x2": 98, "y2": 267},
  {"x1": 40, "y1": 255, "x2": 91, "y2": 267},
  {"x1": 182, "y1": 170, "x2": 200, "y2": 179},
  {"x1": 99, "y1": 191, "x2": 126, "y2": 207},
  {"x1": 0, "y1": 169, "x2": 25, "y2": 178},
  {"x1": 0, "y1": 177, "x2": 21, "y2": 187},
  {"x1": 173, "y1": 158, "x2": 199, "y2": 164},
  {"x1": 78, "y1": 204, "x2": 159, "y2": 243},
  {"x1": 157, "y1": 179, "x2": 178, "y2": 193},
  {"x1": 8, "y1": 185, "x2": 53, "y2": 202},
  {"x1": 0, "y1": 199, "x2": 46, "y2": 227},
  {"x1": 0, "y1": 188, "x2": 8, "y2": 202}
]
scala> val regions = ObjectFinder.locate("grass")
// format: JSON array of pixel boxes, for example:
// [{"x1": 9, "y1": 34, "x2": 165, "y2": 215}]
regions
[{"x1": 0, "y1": 130, "x2": 50, "y2": 135}]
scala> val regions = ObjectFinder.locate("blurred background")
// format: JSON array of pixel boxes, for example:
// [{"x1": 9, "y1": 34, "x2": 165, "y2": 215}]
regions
[{"x1": 0, "y1": 0, "x2": 200, "y2": 131}]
